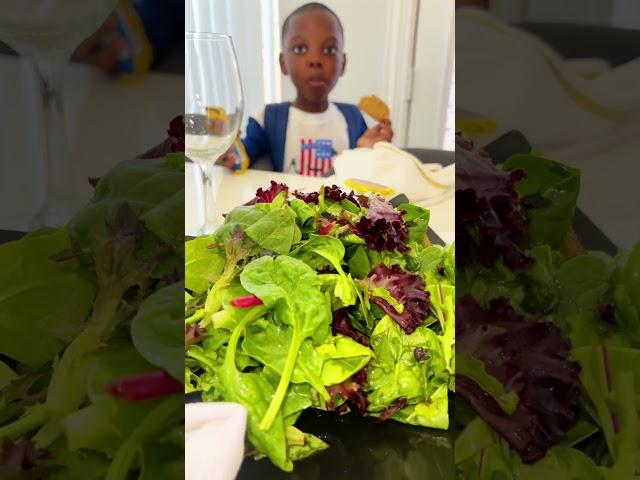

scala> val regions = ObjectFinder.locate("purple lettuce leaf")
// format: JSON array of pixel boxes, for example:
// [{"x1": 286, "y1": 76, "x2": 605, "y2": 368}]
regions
[
  {"x1": 185, "y1": 324, "x2": 205, "y2": 347},
  {"x1": 456, "y1": 295, "x2": 581, "y2": 463},
  {"x1": 456, "y1": 133, "x2": 532, "y2": 271},
  {"x1": 327, "y1": 369, "x2": 369, "y2": 415},
  {"x1": 363, "y1": 264, "x2": 430, "y2": 334},
  {"x1": 378, "y1": 397, "x2": 408, "y2": 422},
  {"x1": 293, "y1": 190, "x2": 320, "y2": 204},
  {"x1": 355, "y1": 196, "x2": 409, "y2": 252},
  {"x1": 293, "y1": 185, "x2": 360, "y2": 207},
  {"x1": 244, "y1": 181, "x2": 289, "y2": 206},
  {"x1": 332, "y1": 309, "x2": 370, "y2": 346},
  {"x1": 324, "y1": 185, "x2": 361, "y2": 207},
  {"x1": 0, "y1": 438, "x2": 58, "y2": 479}
]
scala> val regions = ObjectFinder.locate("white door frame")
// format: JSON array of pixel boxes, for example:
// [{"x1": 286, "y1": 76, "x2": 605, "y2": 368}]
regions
[
  {"x1": 405, "y1": 0, "x2": 455, "y2": 149},
  {"x1": 381, "y1": 0, "x2": 420, "y2": 147}
]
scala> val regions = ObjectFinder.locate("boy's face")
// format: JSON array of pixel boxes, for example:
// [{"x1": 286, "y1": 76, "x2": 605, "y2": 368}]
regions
[{"x1": 280, "y1": 9, "x2": 346, "y2": 109}]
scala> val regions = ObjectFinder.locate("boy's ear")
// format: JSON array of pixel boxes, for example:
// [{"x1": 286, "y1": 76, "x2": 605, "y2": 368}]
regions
[
  {"x1": 340, "y1": 53, "x2": 347, "y2": 76},
  {"x1": 279, "y1": 53, "x2": 288, "y2": 76}
]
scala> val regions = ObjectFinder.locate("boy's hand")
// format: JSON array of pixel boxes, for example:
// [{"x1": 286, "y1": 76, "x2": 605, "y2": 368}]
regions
[
  {"x1": 216, "y1": 131, "x2": 243, "y2": 171},
  {"x1": 357, "y1": 119, "x2": 394, "y2": 148},
  {"x1": 74, "y1": 15, "x2": 126, "y2": 72},
  {"x1": 216, "y1": 147, "x2": 238, "y2": 170}
]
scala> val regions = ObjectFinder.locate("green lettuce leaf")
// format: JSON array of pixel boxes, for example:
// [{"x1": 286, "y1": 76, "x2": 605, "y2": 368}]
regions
[
  {"x1": 185, "y1": 236, "x2": 224, "y2": 294},
  {"x1": 0, "y1": 229, "x2": 96, "y2": 367},
  {"x1": 456, "y1": 352, "x2": 518, "y2": 415},
  {"x1": 503, "y1": 154, "x2": 580, "y2": 248},
  {"x1": 131, "y1": 282, "x2": 183, "y2": 380}
]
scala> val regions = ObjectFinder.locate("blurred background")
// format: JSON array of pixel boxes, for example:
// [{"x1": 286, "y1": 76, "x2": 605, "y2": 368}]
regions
[
  {"x1": 456, "y1": 0, "x2": 640, "y2": 250},
  {"x1": 0, "y1": 0, "x2": 184, "y2": 231},
  {"x1": 489, "y1": 0, "x2": 640, "y2": 27},
  {"x1": 186, "y1": 0, "x2": 455, "y2": 151}
]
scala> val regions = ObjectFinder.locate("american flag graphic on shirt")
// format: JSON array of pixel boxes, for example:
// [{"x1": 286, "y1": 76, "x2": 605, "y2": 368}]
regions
[{"x1": 299, "y1": 139, "x2": 333, "y2": 177}]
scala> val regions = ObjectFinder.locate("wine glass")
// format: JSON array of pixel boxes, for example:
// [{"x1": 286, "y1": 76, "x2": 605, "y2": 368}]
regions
[
  {"x1": 185, "y1": 32, "x2": 244, "y2": 235},
  {"x1": 0, "y1": 0, "x2": 116, "y2": 226}
]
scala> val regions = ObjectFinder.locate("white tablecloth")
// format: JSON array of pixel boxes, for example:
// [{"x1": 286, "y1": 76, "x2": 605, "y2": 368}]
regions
[{"x1": 185, "y1": 164, "x2": 455, "y2": 244}]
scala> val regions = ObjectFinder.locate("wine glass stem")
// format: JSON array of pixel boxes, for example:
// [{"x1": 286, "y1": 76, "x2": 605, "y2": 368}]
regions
[
  {"x1": 199, "y1": 163, "x2": 218, "y2": 234},
  {"x1": 31, "y1": 55, "x2": 71, "y2": 223}
]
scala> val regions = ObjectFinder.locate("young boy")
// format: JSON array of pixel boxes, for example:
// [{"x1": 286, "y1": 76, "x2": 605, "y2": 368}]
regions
[{"x1": 221, "y1": 2, "x2": 393, "y2": 175}]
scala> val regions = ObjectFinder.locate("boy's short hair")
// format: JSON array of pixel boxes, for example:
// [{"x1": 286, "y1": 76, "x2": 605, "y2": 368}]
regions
[{"x1": 281, "y1": 2, "x2": 344, "y2": 45}]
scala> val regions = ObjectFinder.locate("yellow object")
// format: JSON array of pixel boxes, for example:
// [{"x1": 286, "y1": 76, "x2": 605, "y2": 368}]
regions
[
  {"x1": 455, "y1": 108, "x2": 497, "y2": 134},
  {"x1": 359, "y1": 95, "x2": 390, "y2": 121},
  {"x1": 344, "y1": 178, "x2": 395, "y2": 196},
  {"x1": 206, "y1": 106, "x2": 229, "y2": 121},
  {"x1": 115, "y1": 0, "x2": 153, "y2": 85},
  {"x1": 206, "y1": 106, "x2": 231, "y2": 136},
  {"x1": 232, "y1": 136, "x2": 249, "y2": 174}
]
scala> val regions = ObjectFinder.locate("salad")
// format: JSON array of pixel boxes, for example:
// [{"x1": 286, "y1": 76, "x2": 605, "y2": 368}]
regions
[
  {"x1": 184, "y1": 182, "x2": 455, "y2": 472},
  {"x1": 455, "y1": 133, "x2": 640, "y2": 478},
  {"x1": 0, "y1": 119, "x2": 185, "y2": 479}
]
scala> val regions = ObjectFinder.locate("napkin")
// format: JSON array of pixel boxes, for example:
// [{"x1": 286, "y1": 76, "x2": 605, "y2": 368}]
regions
[
  {"x1": 332, "y1": 142, "x2": 454, "y2": 203},
  {"x1": 185, "y1": 402, "x2": 248, "y2": 480}
]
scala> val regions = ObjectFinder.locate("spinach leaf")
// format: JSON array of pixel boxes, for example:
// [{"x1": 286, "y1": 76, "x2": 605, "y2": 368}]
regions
[
  {"x1": 68, "y1": 157, "x2": 184, "y2": 253},
  {"x1": 213, "y1": 206, "x2": 266, "y2": 244},
  {"x1": 286, "y1": 425, "x2": 329, "y2": 461},
  {"x1": 571, "y1": 345, "x2": 640, "y2": 469},
  {"x1": 242, "y1": 319, "x2": 327, "y2": 397},
  {"x1": 0, "y1": 229, "x2": 96, "y2": 367},
  {"x1": 131, "y1": 282, "x2": 184, "y2": 380},
  {"x1": 398, "y1": 203, "x2": 430, "y2": 245},
  {"x1": 291, "y1": 234, "x2": 357, "y2": 307},
  {"x1": 244, "y1": 207, "x2": 297, "y2": 255},
  {"x1": 289, "y1": 198, "x2": 316, "y2": 228},
  {"x1": 316, "y1": 335, "x2": 373, "y2": 386},
  {"x1": 142, "y1": 189, "x2": 185, "y2": 259},
  {"x1": 390, "y1": 384, "x2": 449, "y2": 429},
  {"x1": 457, "y1": 422, "x2": 602, "y2": 480},
  {"x1": 418, "y1": 244, "x2": 455, "y2": 286},
  {"x1": 240, "y1": 256, "x2": 331, "y2": 430},
  {"x1": 185, "y1": 236, "x2": 224, "y2": 294},
  {"x1": 65, "y1": 345, "x2": 159, "y2": 456},
  {"x1": 623, "y1": 241, "x2": 640, "y2": 311},
  {"x1": 187, "y1": 228, "x2": 254, "y2": 326},
  {"x1": 347, "y1": 245, "x2": 372, "y2": 279},
  {"x1": 503, "y1": 154, "x2": 580, "y2": 248},
  {"x1": 218, "y1": 306, "x2": 293, "y2": 471},
  {"x1": 0, "y1": 361, "x2": 17, "y2": 390}
]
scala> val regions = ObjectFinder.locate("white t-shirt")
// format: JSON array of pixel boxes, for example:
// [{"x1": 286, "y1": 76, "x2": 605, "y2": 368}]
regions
[{"x1": 253, "y1": 103, "x2": 350, "y2": 176}]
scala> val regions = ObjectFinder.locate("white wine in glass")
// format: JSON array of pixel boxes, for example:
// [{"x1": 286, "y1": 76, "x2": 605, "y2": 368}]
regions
[
  {"x1": 185, "y1": 32, "x2": 244, "y2": 235},
  {"x1": 0, "y1": 0, "x2": 116, "y2": 226}
]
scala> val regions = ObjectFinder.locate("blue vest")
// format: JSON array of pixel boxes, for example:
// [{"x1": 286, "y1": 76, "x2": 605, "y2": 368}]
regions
[{"x1": 242, "y1": 102, "x2": 368, "y2": 172}]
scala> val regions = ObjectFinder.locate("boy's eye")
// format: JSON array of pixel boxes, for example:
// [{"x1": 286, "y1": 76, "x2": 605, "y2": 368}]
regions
[
  {"x1": 324, "y1": 46, "x2": 338, "y2": 55},
  {"x1": 292, "y1": 45, "x2": 307, "y2": 54}
]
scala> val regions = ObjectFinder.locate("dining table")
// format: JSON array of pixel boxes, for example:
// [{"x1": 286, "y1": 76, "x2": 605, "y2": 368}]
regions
[{"x1": 184, "y1": 151, "x2": 456, "y2": 246}]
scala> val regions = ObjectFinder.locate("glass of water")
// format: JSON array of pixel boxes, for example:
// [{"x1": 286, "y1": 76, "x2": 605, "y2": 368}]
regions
[{"x1": 185, "y1": 32, "x2": 243, "y2": 234}]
